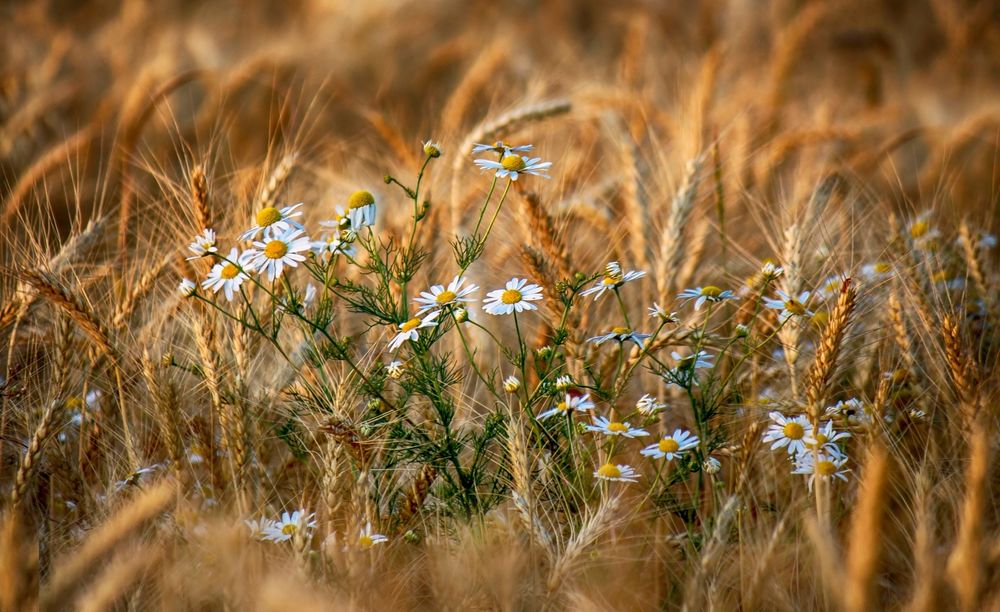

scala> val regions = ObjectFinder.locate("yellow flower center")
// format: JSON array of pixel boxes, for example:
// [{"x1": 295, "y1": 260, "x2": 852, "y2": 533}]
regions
[
  {"x1": 601, "y1": 274, "x2": 622, "y2": 286},
  {"x1": 816, "y1": 460, "x2": 837, "y2": 476},
  {"x1": 281, "y1": 524, "x2": 297, "y2": 535},
  {"x1": 701, "y1": 286, "x2": 722, "y2": 297},
  {"x1": 400, "y1": 317, "x2": 422, "y2": 332},
  {"x1": 873, "y1": 262, "x2": 891, "y2": 274},
  {"x1": 784, "y1": 300, "x2": 806, "y2": 316},
  {"x1": 658, "y1": 438, "x2": 680, "y2": 453},
  {"x1": 814, "y1": 433, "x2": 829, "y2": 445},
  {"x1": 349, "y1": 190, "x2": 375, "y2": 209},
  {"x1": 501, "y1": 289, "x2": 522, "y2": 304},
  {"x1": 611, "y1": 326, "x2": 631, "y2": 335},
  {"x1": 66, "y1": 396, "x2": 83, "y2": 410},
  {"x1": 255, "y1": 207, "x2": 282, "y2": 227},
  {"x1": 606, "y1": 422, "x2": 628, "y2": 433},
  {"x1": 500, "y1": 154, "x2": 527, "y2": 172},
  {"x1": 783, "y1": 422, "x2": 805, "y2": 439},
  {"x1": 555, "y1": 401, "x2": 568, "y2": 413},
  {"x1": 220, "y1": 264, "x2": 240, "y2": 280},
  {"x1": 359, "y1": 535, "x2": 374, "y2": 549},
  {"x1": 436, "y1": 290, "x2": 457, "y2": 304},
  {"x1": 910, "y1": 220, "x2": 929, "y2": 238},
  {"x1": 931, "y1": 270, "x2": 947, "y2": 283},
  {"x1": 597, "y1": 464, "x2": 621, "y2": 479},
  {"x1": 263, "y1": 240, "x2": 288, "y2": 259}
]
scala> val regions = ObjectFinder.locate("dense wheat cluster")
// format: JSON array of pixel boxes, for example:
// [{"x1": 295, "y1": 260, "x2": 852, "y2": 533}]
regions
[{"x1": 2, "y1": 0, "x2": 1000, "y2": 609}]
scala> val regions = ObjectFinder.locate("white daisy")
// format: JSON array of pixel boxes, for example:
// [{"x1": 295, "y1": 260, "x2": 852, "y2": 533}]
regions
[
  {"x1": 648, "y1": 303, "x2": 679, "y2": 322},
  {"x1": 907, "y1": 213, "x2": 939, "y2": 244},
  {"x1": 471, "y1": 141, "x2": 533, "y2": 155},
  {"x1": 580, "y1": 262, "x2": 646, "y2": 300},
  {"x1": 414, "y1": 276, "x2": 479, "y2": 313},
  {"x1": 483, "y1": 278, "x2": 543, "y2": 315},
  {"x1": 817, "y1": 276, "x2": 845, "y2": 300},
  {"x1": 240, "y1": 203, "x2": 304, "y2": 241},
  {"x1": 201, "y1": 248, "x2": 250, "y2": 302},
  {"x1": 670, "y1": 350, "x2": 713, "y2": 370},
  {"x1": 588, "y1": 326, "x2": 651, "y2": 347},
  {"x1": 245, "y1": 518, "x2": 276, "y2": 541},
  {"x1": 346, "y1": 190, "x2": 377, "y2": 229},
  {"x1": 677, "y1": 286, "x2": 737, "y2": 310},
  {"x1": 585, "y1": 416, "x2": 649, "y2": 438},
  {"x1": 243, "y1": 228, "x2": 312, "y2": 281},
  {"x1": 474, "y1": 153, "x2": 551, "y2": 181},
  {"x1": 703, "y1": 456, "x2": 722, "y2": 474},
  {"x1": 860, "y1": 262, "x2": 892, "y2": 281},
  {"x1": 503, "y1": 375, "x2": 521, "y2": 393},
  {"x1": 261, "y1": 510, "x2": 317, "y2": 543},
  {"x1": 641, "y1": 429, "x2": 699, "y2": 460},
  {"x1": 593, "y1": 463, "x2": 639, "y2": 483},
  {"x1": 537, "y1": 392, "x2": 595, "y2": 420},
  {"x1": 793, "y1": 452, "x2": 850, "y2": 491},
  {"x1": 388, "y1": 311, "x2": 440, "y2": 352},
  {"x1": 178, "y1": 278, "x2": 197, "y2": 298},
  {"x1": 635, "y1": 394, "x2": 666, "y2": 415},
  {"x1": 387, "y1": 360, "x2": 404, "y2": 379},
  {"x1": 186, "y1": 229, "x2": 218, "y2": 260},
  {"x1": 804, "y1": 420, "x2": 850, "y2": 456},
  {"x1": 824, "y1": 398, "x2": 870, "y2": 426},
  {"x1": 554, "y1": 375, "x2": 574, "y2": 391},
  {"x1": 311, "y1": 228, "x2": 353, "y2": 259},
  {"x1": 357, "y1": 521, "x2": 388, "y2": 549},
  {"x1": 761, "y1": 412, "x2": 813, "y2": 455},
  {"x1": 760, "y1": 262, "x2": 784, "y2": 281},
  {"x1": 763, "y1": 289, "x2": 813, "y2": 321}
]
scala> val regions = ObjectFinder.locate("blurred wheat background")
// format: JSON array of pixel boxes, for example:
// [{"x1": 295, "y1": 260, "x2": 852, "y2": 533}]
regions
[{"x1": 2, "y1": 0, "x2": 1000, "y2": 609}]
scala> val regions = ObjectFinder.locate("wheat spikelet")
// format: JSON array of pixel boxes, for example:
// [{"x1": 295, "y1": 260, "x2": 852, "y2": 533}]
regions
[
  {"x1": 75, "y1": 543, "x2": 161, "y2": 612},
  {"x1": 946, "y1": 427, "x2": 989, "y2": 612},
  {"x1": 743, "y1": 516, "x2": 788, "y2": 609},
  {"x1": 0, "y1": 512, "x2": 38, "y2": 611},
  {"x1": 190, "y1": 163, "x2": 212, "y2": 231},
  {"x1": 140, "y1": 350, "x2": 183, "y2": 474},
  {"x1": 111, "y1": 251, "x2": 174, "y2": 328},
  {"x1": 844, "y1": 445, "x2": 888, "y2": 612},
  {"x1": 397, "y1": 464, "x2": 438, "y2": 527},
  {"x1": 942, "y1": 314, "x2": 980, "y2": 426},
  {"x1": 656, "y1": 158, "x2": 703, "y2": 302},
  {"x1": 255, "y1": 152, "x2": 299, "y2": 210},
  {"x1": 805, "y1": 278, "x2": 858, "y2": 418},
  {"x1": 516, "y1": 191, "x2": 572, "y2": 282},
  {"x1": 546, "y1": 493, "x2": 619, "y2": 593},
  {"x1": 441, "y1": 40, "x2": 509, "y2": 133},
  {"x1": 10, "y1": 399, "x2": 65, "y2": 507}
]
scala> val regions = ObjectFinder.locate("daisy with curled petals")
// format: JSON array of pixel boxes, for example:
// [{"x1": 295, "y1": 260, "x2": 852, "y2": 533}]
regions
[
  {"x1": 186, "y1": 229, "x2": 218, "y2": 260},
  {"x1": 648, "y1": 302, "x2": 679, "y2": 323},
  {"x1": 346, "y1": 190, "x2": 377, "y2": 229},
  {"x1": 594, "y1": 463, "x2": 639, "y2": 483},
  {"x1": 240, "y1": 203, "x2": 304, "y2": 240},
  {"x1": 178, "y1": 278, "x2": 197, "y2": 298},
  {"x1": 474, "y1": 152, "x2": 552, "y2": 181},
  {"x1": 762, "y1": 411, "x2": 812, "y2": 455},
  {"x1": 388, "y1": 311, "x2": 440, "y2": 352},
  {"x1": 588, "y1": 326, "x2": 651, "y2": 347},
  {"x1": 244, "y1": 228, "x2": 312, "y2": 281},
  {"x1": 677, "y1": 285, "x2": 737, "y2": 310},
  {"x1": 635, "y1": 394, "x2": 666, "y2": 416},
  {"x1": 202, "y1": 248, "x2": 250, "y2": 301},
  {"x1": 245, "y1": 518, "x2": 276, "y2": 541},
  {"x1": 311, "y1": 228, "x2": 353, "y2": 259},
  {"x1": 357, "y1": 522, "x2": 388, "y2": 549},
  {"x1": 793, "y1": 452, "x2": 850, "y2": 491},
  {"x1": 641, "y1": 429, "x2": 699, "y2": 461},
  {"x1": 537, "y1": 391, "x2": 595, "y2": 420},
  {"x1": 804, "y1": 421, "x2": 850, "y2": 456},
  {"x1": 472, "y1": 141, "x2": 533, "y2": 155},
  {"x1": 671, "y1": 350, "x2": 713, "y2": 370},
  {"x1": 262, "y1": 510, "x2": 317, "y2": 543},
  {"x1": 580, "y1": 262, "x2": 646, "y2": 300},
  {"x1": 764, "y1": 289, "x2": 814, "y2": 322},
  {"x1": 414, "y1": 276, "x2": 478, "y2": 314},
  {"x1": 483, "y1": 278, "x2": 543, "y2": 315},
  {"x1": 585, "y1": 416, "x2": 649, "y2": 438}
]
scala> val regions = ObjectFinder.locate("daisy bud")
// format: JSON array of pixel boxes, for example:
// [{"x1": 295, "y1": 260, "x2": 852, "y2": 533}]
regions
[
  {"x1": 760, "y1": 261, "x2": 784, "y2": 281},
  {"x1": 386, "y1": 360, "x2": 404, "y2": 379},
  {"x1": 503, "y1": 376, "x2": 521, "y2": 393},
  {"x1": 703, "y1": 457, "x2": 721, "y2": 474},
  {"x1": 734, "y1": 323, "x2": 750, "y2": 338},
  {"x1": 555, "y1": 375, "x2": 573, "y2": 391},
  {"x1": 535, "y1": 345, "x2": 554, "y2": 360},
  {"x1": 422, "y1": 140, "x2": 442, "y2": 158},
  {"x1": 365, "y1": 399, "x2": 382, "y2": 414},
  {"x1": 454, "y1": 307, "x2": 469, "y2": 323},
  {"x1": 178, "y1": 278, "x2": 197, "y2": 298}
]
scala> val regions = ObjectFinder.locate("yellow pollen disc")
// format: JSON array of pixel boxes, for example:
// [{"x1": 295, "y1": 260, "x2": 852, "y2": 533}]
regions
[
  {"x1": 436, "y1": 290, "x2": 457, "y2": 304},
  {"x1": 815, "y1": 433, "x2": 829, "y2": 445},
  {"x1": 816, "y1": 460, "x2": 837, "y2": 476},
  {"x1": 784, "y1": 300, "x2": 806, "y2": 316},
  {"x1": 783, "y1": 422, "x2": 805, "y2": 439},
  {"x1": 66, "y1": 397, "x2": 83, "y2": 410},
  {"x1": 501, "y1": 289, "x2": 522, "y2": 304},
  {"x1": 910, "y1": 220, "x2": 929, "y2": 238},
  {"x1": 658, "y1": 438, "x2": 680, "y2": 453},
  {"x1": 348, "y1": 190, "x2": 375, "y2": 209},
  {"x1": 281, "y1": 524, "x2": 297, "y2": 535},
  {"x1": 873, "y1": 262, "x2": 891, "y2": 273},
  {"x1": 611, "y1": 326, "x2": 631, "y2": 335},
  {"x1": 556, "y1": 401, "x2": 568, "y2": 412},
  {"x1": 500, "y1": 154, "x2": 527, "y2": 172},
  {"x1": 601, "y1": 274, "x2": 622, "y2": 286},
  {"x1": 256, "y1": 207, "x2": 282, "y2": 227},
  {"x1": 220, "y1": 264, "x2": 240, "y2": 280},
  {"x1": 931, "y1": 271, "x2": 947, "y2": 282},
  {"x1": 607, "y1": 422, "x2": 628, "y2": 433},
  {"x1": 400, "y1": 317, "x2": 422, "y2": 332},
  {"x1": 597, "y1": 464, "x2": 621, "y2": 478},
  {"x1": 263, "y1": 240, "x2": 288, "y2": 259},
  {"x1": 701, "y1": 285, "x2": 722, "y2": 297},
  {"x1": 359, "y1": 535, "x2": 373, "y2": 548}
]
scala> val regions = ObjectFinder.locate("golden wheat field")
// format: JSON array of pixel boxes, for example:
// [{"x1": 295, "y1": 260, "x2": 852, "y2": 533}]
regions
[{"x1": 2, "y1": 0, "x2": 1000, "y2": 609}]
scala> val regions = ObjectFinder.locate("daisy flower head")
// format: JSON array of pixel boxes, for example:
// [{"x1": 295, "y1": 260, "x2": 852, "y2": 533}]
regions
[
  {"x1": 386, "y1": 360, "x2": 404, "y2": 379},
  {"x1": 388, "y1": 311, "x2": 440, "y2": 352},
  {"x1": 804, "y1": 420, "x2": 850, "y2": 456},
  {"x1": 641, "y1": 429, "x2": 699, "y2": 460},
  {"x1": 907, "y1": 212, "x2": 939, "y2": 243},
  {"x1": 588, "y1": 326, "x2": 651, "y2": 347},
  {"x1": 760, "y1": 261, "x2": 784, "y2": 281},
  {"x1": 244, "y1": 227, "x2": 312, "y2": 281},
  {"x1": 311, "y1": 228, "x2": 354, "y2": 259},
  {"x1": 483, "y1": 278, "x2": 543, "y2": 315},
  {"x1": 414, "y1": 276, "x2": 479, "y2": 314},
  {"x1": 648, "y1": 302, "x2": 679, "y2": 323},
  {"x1": 422, "y1": 140, "x2": 442, "y2": 158},
  {"x1": 471, "y1": 141, "x2": 533, "y2": 155},
  {"x1": 861, "y1": 262, "x2": 892, "y2": 281},
  {"x1": 474, "y1": 152, "x2": 552, "y2": 181},
  {"x1": 186, "y1": 228, "x2": 218, "y2": 260},
  {"x1": 262, "y1": 510, "x2": 317, "y2": 543},
  {"x1": 677, "y1": 285, "x2": 737, "y2": 310},
  {"x1": 554, "y1": 375, "x2": 574, "y2": 391},
  {"x1": 585, "y1": 415, "x2": 649, "y2": 438},
  {"x1": 580, "y1": 262, "x2": 646, "y2": 300},
  {"x1": 245, "y1": 518, "x2": 276, "y2": 541},
  {"x1": 347, "y1": 190, "x2": 377, "y2": 229},
  {"x1": 670, "y1": 350, "x2": 713, "y2": 370},
  {"x1": 635, "y1": 394, "x2": 666, "y2": 415},
  {"x1": 240, "y1": 203, "x2": 304, "y2": 241},
  {"x1": 202, "y1": 248, "x2": 250, "y2": 302},
  {"x1": 764, "y1": 289, "x2": 813, "y2": 322},
  {"x1": 503, "y1": 375, "x2": 521, "y2": 393},
  {"x1": 793, "y1": 452, "x2": 850, "y2": 491},
  {"x1": 762, "y1": 411, "x2": 813, "y2": 455},
  {"x1": 703, "y1": 456, "x2": 722, "y2": 474},
  {"x1": 538, "y1": 391, "x2": 595, "y2": 420},
  {"x1": 178, "y1": 278, "x2": 197, "y2": 298},
  {"x1": 358, "y1": 522, "x2": 388, "y2": 549},
  {"x1": 594, "y1": 463, "x2": 639, "y2": 483},
  {"x1": 824, "y1": 397, "x2": 871, "y2": 426}
]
